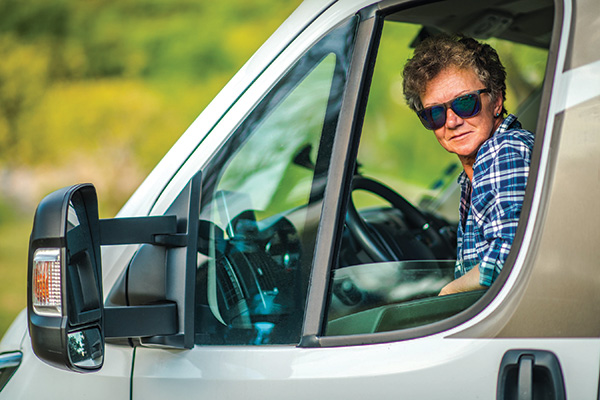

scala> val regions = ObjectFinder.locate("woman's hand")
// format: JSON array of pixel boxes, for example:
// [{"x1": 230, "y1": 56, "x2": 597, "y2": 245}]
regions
[{"x1": 439, "y1": 266, "x2": 486, "y2": 296}]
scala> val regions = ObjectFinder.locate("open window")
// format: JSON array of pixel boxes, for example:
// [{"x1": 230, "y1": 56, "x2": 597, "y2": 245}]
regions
[{"x1": 324, "y1": 2, "x2": 551, "y2": 338}]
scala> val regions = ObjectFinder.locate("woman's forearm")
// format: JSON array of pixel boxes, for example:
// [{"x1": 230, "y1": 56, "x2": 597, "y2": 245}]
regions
[{"x1": 439, "y1": 266, "x2": 486, "y2": 296}]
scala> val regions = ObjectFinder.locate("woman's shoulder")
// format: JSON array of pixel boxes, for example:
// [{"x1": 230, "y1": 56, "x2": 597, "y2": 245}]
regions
[
  {"x1": 489, "y1": 130, "x2": 535, "y2": 152},
  {"x1": 479, "y1": 115, "x2": 535, "y2": 158},
  {"x1": 486, "y1": 115, "x2": 535, "y2": 150},
  {"x1": 473, "y1": 116, "x2": 535, "y2": 177}
]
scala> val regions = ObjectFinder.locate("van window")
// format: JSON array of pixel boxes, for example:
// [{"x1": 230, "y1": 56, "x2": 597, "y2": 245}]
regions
[{"x1": 194, "y1": 18, "x2": 358, "y2": 345}]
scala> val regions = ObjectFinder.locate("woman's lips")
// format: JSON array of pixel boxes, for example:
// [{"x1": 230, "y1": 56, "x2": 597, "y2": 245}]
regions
[{"x1": 450, "y1": 131, "x2": 471, "y2": 141}]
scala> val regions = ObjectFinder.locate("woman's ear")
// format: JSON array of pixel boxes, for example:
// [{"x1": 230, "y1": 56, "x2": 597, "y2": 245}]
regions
[{"x1": 493, "y1": 93, "x2": 504, "y2": 117}]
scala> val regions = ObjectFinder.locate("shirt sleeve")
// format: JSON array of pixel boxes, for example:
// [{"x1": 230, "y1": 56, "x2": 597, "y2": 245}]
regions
[{"x1": 470, "y1": 134, "x2": 532, "y2": 286}]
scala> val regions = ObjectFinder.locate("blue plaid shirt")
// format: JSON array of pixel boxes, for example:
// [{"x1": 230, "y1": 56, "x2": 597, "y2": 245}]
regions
[{"x1": 455, "y1": 114, "x2": 534, "y2": 286}]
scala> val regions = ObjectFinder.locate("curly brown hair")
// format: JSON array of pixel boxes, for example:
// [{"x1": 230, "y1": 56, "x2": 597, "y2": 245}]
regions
[{"x1": 402, "y1": 35, "x2": 507, "y2": 116}]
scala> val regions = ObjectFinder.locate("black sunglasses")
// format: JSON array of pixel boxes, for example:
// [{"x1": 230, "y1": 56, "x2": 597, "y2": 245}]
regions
[{"x1": 417, "y1": 88, "x2": 491, "y2": 130}]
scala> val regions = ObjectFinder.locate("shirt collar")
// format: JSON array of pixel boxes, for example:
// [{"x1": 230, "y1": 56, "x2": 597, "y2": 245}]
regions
[
  {"x1": 497, "y1": 113, "x2": 520, "y2": 134},
  {"x1": 457, "y1": 170, "x2": 469, "y2": 186}
]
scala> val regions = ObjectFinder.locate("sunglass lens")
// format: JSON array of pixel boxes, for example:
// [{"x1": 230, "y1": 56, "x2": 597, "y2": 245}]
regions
[
  {"x1": 418, "y1": 105, "x2": 445, "y2": 130},
  {"x1": 451, "y1": 93, "x2": 480, "y2": 118},
  {"x1": 429, "y1": 106, "x2": 446, "y2": 129},
  {"x1": 417, "y1": 109, "x2": 432, "y2": 129}
]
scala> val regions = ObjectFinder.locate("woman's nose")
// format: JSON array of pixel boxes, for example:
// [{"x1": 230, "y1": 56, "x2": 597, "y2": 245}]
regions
[{"x1": 445, "y1": 107, "x2": 463, "y2": 128}]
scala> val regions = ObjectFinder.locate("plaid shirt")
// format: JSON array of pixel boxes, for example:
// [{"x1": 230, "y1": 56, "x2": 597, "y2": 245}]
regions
[{"x1": 455, "y1": 114, "x2": 534, "y2": 286}]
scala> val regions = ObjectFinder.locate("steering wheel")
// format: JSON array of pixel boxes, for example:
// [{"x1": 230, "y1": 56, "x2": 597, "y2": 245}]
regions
[{"x1": 346, "y1": 176, "x2": 454, "y2": 262}]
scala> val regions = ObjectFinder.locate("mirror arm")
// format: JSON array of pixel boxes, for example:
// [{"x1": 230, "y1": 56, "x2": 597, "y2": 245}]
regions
[
  {"x1": 154, "y1": 233, "x2": 187, "y2": 247},
  {"x1": 99, "y1": 216, "x2": 185, "y2": 246},
  {"x1": 104, "y1": 303, "x2": 178, "y2": 338}
]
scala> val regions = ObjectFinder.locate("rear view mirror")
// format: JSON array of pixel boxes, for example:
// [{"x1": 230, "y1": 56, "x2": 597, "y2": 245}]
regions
[{"x1": 27, "y1": 184, "x2": 104, "y2": 373}]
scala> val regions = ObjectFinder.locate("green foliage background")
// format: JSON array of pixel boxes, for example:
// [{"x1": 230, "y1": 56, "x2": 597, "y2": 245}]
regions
[
  {"x1": 0, "y1": 0, "x2": 302, "y2": 338},
  {"x1": 0, "y1": 0, "x2": 547, "y2": 339}
]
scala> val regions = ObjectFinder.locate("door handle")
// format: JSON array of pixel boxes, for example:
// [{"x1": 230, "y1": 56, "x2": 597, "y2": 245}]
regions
[
  {"x1": 517, "y1": 355, "x2": 533, "y2": 400},
  {"x1": 497, "y1": 350, "x2": 566, "y2": 400}
]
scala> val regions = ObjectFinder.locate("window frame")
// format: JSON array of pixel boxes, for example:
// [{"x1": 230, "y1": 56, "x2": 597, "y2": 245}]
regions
[{"x1": 300, "y1": 0, "x2": 564, "y2": 347}]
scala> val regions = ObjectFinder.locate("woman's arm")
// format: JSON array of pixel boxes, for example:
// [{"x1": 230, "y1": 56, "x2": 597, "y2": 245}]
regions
[{"x1": 439, "y1": 266, "x2": 486, "y2": 296}]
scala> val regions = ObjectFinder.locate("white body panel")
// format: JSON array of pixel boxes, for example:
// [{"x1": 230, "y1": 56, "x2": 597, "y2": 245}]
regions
[
  {"x1": 133, "y1": 338, "x2": 600, "y2": 399},
  {"x1": 1, "y1": 330, "x2": 132, "y2": 399}
]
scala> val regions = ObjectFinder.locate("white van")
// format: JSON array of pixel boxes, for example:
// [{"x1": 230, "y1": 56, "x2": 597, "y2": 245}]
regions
[{"x1": 1, "y1": 0, "x2": 599, "y2": 398}]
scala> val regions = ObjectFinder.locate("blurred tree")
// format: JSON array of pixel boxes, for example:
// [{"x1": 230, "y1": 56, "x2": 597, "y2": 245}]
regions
[
  {"x1": 0, "y1": 35, "x2": 49, "y2": 165},
  {"x1": 0, "y1": 0, "x2": 303, "y2": 339},
  {"x1": 0, "y1": 0, "x2": 300, "y2": 170}
]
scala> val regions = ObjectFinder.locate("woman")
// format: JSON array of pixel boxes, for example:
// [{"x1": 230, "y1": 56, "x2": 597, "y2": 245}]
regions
[{"x1": 402, "y1": 35, "x2": 534, "y2": 295}]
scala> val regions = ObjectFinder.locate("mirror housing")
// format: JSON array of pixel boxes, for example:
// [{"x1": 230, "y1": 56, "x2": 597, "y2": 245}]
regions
[
  {"x1": 27, "y1": 184, "x2": 104, "y2": 373},
  {"x1": 27, "y1": 173, "x2": 201, "y2": 372}
]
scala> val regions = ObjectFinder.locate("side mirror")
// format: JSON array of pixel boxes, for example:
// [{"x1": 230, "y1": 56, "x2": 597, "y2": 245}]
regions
[
  {"x1": 27, "y1": 183, "x2": 104, "y2": 373},
  {"x1": 27, "y1": 173, "x2": 201, "y2": 372}
]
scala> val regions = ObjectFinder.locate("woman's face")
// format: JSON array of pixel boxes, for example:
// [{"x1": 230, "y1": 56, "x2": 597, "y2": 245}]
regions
[{"x1": 421, "y1": 66, "x2": 503, "y2": 163}]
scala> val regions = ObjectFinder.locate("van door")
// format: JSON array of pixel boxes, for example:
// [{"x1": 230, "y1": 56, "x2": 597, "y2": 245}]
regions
[
  {"x1": 131, "y1": 0, "x2": 600, "y2": 398},
  {"x1": 131, "y1": 14, "x2": 362, "y2": 399},
  {"x1": 309, "y1": 1, "x2": 600, "y2": 398}
]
